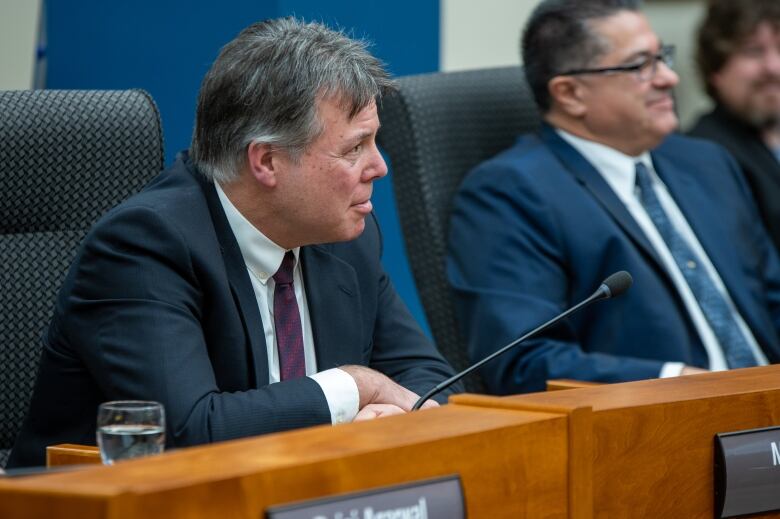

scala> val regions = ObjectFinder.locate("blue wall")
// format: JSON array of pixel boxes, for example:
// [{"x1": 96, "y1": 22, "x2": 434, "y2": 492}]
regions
[{"x1": 46, "y1": 0, "x2": 438, "y2": 335}]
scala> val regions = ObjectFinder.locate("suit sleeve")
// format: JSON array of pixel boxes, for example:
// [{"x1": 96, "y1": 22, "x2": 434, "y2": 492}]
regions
[
  {"x1": 363, "y1": 214, "x2": 462, "y2": 402},
  {"x1": 58, "y1": 204, "x2": 331, "y2": 448},
  {"x1": 447, "y1": 162, "x2": 663, "y2": 394}
]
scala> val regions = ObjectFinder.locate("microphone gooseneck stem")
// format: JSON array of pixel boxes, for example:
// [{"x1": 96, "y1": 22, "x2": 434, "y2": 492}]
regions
[{"x1": 411, "y1": 285, "x2": 610, "y2": 411}]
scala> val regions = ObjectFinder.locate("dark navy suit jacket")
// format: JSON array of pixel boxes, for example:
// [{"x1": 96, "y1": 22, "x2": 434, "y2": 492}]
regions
[
  {"x1": 8, "y1": 153, "x2": 457, "y2": 468},
  {"x1": 447, "y1": 124, "x2": 780, "y2": 394}
]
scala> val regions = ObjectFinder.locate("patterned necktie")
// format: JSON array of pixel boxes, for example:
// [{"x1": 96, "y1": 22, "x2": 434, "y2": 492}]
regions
[
  {"x1": 634, "y1": 162, "x2": 757, "y2": 368},
  {"x1": 273, "y1": 251, "x2": 306, "y2": 380}
]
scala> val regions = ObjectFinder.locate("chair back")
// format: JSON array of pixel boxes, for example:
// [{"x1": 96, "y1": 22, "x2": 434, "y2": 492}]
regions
[
  {"x1": 0, "y1": 89, "x2": 164, "y2": 467},
  {"x1": 378, "y1": 67, "x2": 540, "y2": 391}
]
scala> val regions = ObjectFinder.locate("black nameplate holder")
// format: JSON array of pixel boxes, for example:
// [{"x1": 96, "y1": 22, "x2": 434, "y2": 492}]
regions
[
  {"x1": 265, "y1": 475, "x2": 464, "y2": 519},
  {"x1": 714, "y1": 425, "x2": 780, "y2": 518}
]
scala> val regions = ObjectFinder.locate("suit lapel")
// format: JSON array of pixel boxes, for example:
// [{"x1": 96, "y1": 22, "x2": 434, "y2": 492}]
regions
[
  {"x1": 301, "y1": 245, "x2": 364, "y2": 370},
  {"x1": 540, "y1": 125, "x2": 665, "y2": 270},
  {"x1": 193, "y1": 164, "x2": 270, "y2": 388}
]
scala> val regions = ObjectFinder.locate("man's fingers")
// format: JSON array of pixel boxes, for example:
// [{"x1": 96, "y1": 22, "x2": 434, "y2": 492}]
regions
[
  {"x1": 353, "y1": 403, "x2": 406, "y2": 422},
  {"x1": 340, "y1": 365, "x2": 427, "y2": 411},
  {"x1": 420, "y1": 399, "x2": 439, "y2": 409},
  {"x1": 681, "y1": 366, "x2": 709, "y2": 376},
  {"x1": 392, "y1": 387, "x2": 421, "y2": 411}
]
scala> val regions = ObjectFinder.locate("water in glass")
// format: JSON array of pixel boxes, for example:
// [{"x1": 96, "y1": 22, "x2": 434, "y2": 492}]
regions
[
  {"x1": 97, "y1": 400, "x2": 165, "y2": 465},
  {"x1": 98, "y1": 424, "x2": 165, "y2": 464}
]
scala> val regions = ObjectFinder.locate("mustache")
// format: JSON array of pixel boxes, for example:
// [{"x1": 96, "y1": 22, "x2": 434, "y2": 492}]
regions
[{"x1": 750, "y1": 76, "x2": 780, "y2": 88}]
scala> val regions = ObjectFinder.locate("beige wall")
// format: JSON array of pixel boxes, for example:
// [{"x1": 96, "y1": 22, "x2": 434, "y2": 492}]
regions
[
  {"x1": 440, "y1": 1, "x2": 535, "y2": 72},
  {"x1": 645, "y1": 1, "x2": 709, "y2": 128},
  {"x1": 0, "y1": 0, "x2": 42, "y2": 90},
  {"x1": 440, "y1": 0, "x2": 710, "y2": 128}
]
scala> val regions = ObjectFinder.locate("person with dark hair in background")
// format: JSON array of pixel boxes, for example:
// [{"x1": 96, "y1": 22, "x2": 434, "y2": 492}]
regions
[
  {"x1": 7, "y1": 18, "x2": 459, "y2": 469},
  {"x1": 689, "y1": 0, "x2": 780, "y2": 250},
  {"x1": 447, "y1": 0, "x2": 780, "y2": 394}
]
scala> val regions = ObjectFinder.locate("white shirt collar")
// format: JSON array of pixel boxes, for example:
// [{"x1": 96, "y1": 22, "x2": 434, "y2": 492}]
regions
[
  {"x1": 214, "y1": 182, "x2": 299, "y2": 285},
  {"x1": 556, "y1": 128, "x2": 654, "y2": 200}
]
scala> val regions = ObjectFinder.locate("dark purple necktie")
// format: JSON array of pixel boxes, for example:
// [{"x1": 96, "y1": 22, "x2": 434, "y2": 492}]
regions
[{"x1": 273, "y1": 251, "x2": 306, "y2": 380}]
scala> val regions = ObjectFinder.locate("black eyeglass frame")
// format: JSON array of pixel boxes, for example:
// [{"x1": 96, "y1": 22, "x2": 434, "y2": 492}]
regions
[{"x1": 559, "y1": 44, "x2": 676, "y2": 80}]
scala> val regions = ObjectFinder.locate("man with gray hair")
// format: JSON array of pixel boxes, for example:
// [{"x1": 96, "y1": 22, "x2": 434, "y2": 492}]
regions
[
  {"x1": 8, "y1": 18, "x2": 458, "y2": 469},
  {"x1": 448, "y1": 0, "x2": 780, "y2": 393}
]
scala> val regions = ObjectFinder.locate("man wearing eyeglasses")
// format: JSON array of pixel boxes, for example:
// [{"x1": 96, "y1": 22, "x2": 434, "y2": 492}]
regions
[
  {"x1": 689, "y1": 0, "x2": 780, "y2": 251},
  {"x1": 447, "y1": 0, "x2": 780, "y2": 393}
]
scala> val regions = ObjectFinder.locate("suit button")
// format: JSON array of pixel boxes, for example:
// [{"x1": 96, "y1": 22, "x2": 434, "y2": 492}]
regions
[{"x1": 687, "y1": 260, "x2": 697, "y2": 269}]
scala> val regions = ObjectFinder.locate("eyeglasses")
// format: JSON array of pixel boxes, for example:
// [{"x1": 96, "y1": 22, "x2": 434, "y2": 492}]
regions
[{"x1": 560, "y1": 45, "x2": 675, "y2": 82}]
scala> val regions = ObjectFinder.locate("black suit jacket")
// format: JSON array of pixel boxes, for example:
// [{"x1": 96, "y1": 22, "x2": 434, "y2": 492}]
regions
[
  {"x1": 689, "y1": 104, "x2": 780, "y2": 251},
  {"x1": 8, "y1": 153, "x2": 458, "y2": 468}
]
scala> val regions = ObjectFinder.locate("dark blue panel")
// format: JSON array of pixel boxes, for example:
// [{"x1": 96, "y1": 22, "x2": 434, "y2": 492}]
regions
[
  {"x1": 277, "y1": 0, "x2": 439, "y2": 76},
  {"x1": 47, "y1": 0, "x2": 279, "y2": 167}
]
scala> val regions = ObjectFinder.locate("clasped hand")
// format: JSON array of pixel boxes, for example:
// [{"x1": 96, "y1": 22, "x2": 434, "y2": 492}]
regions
[{"x1": 340, "y1": 365, "x2": 438, "y2": 422}]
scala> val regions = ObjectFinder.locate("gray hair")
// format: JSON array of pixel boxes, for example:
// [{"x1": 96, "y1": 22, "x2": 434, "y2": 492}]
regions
[{"x1": 190, "y1": 18, "x2": 395, "y2": 183}]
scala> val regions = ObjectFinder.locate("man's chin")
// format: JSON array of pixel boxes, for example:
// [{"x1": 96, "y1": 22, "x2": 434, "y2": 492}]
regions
[
  {"x1": 331, "y1": 219, "x2": 367, "y2": 243},
  {"x1": 652, "y1": 115, "x2": 678, "y2": 141},
  {"x1": 746, "y1": 102, "x2": 780, "y2": 128},
  {"x1": 726, "y1": 93, "x2": 780, "y2": 127}
]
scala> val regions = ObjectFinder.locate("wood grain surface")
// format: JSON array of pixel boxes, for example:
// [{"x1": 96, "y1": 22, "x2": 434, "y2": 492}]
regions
[
  {"x1": 0, "y1": 404, "x2": 571, "y2": 519},
  {"x1": 46, "y1": 444, "x2": 101, "y2": 467},
  {"x1": 453, "y1": 365, "x2": 780, "y2": 518}
]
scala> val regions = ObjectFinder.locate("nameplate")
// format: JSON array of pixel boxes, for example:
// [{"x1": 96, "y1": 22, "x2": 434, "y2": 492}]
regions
[
  {"x1": 265, "y1": 475, "x2": 464, "y2": 519},
  {"x1": 714, "y1": 425, "x2": 780, "y2": 518}
]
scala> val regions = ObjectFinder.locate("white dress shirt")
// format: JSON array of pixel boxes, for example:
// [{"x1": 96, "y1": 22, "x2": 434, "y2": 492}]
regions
[
  {"x1": 215, "y1": 183, "x2": 359, "y2": 424},
  {"x1": 557, "y1": 129, "x2": 768, "y2": 376}
]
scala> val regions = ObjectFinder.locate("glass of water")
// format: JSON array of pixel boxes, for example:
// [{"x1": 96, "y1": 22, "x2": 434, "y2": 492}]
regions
[{"x1": 97, "y1": 401, "x2": 165, "y2": 465}]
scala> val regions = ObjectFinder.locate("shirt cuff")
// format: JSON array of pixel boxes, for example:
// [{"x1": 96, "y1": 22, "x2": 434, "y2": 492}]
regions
[
  {"x1": 659, "y1": 362, "x2": 685, "y2": 378},
  {"x1": 309, "y1": 368, "x2": 359, "y2": 425}
]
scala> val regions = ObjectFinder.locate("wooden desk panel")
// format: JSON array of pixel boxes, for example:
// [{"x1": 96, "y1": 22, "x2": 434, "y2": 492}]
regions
[
  {"x1": 453, "y1": 365, "x2": 780, "y2": 518},
  {"x1": 0, "y1": 404, "x2": 572, "y2": 519},
  {"x1": 47, "y1": 444, "x2": 101, "y2": 467}
]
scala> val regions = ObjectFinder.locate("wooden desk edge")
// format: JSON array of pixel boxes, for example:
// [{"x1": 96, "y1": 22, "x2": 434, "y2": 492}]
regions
[
  {"x1": 547, "y1": 379, "x2": 602, "y2": 391},
  {"x1": 47, "y1": 444, "x2": 102, "y2": 467}
]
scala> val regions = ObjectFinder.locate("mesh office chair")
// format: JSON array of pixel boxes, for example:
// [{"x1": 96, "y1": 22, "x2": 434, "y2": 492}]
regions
[
  {"x1": 378, "y1": 66, "x2": 541, "y2": 392},
  {"x1": 0, "y1": 89, "x2": 164, "y2": 467}
]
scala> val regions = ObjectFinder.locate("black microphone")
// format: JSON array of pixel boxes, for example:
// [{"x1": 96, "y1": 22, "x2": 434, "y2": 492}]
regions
[{"x1": 412, "y1": 270, "x2": 633, "y2": 411}]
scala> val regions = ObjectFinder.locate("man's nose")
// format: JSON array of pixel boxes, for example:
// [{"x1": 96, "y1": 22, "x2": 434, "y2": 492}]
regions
[
  {"x1": 362, "y1": 142, "x2": 388, "y2": 181},
  {"x1": 653, "y1": 60, "x2": 679, "y2": 88}
]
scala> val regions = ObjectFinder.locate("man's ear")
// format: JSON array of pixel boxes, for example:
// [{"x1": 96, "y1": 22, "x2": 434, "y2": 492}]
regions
[
  {"x1": 246, "y1": 141, "x2": 279, "y2": 188},
  {"x1": 548, "y1": 76, "x2": 588, "y2": 118}
]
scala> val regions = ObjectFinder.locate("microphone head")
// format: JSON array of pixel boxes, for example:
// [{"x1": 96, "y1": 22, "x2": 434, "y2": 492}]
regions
[{"x1": 601, "y1": 271, "x2": 633, "y2": 298}]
